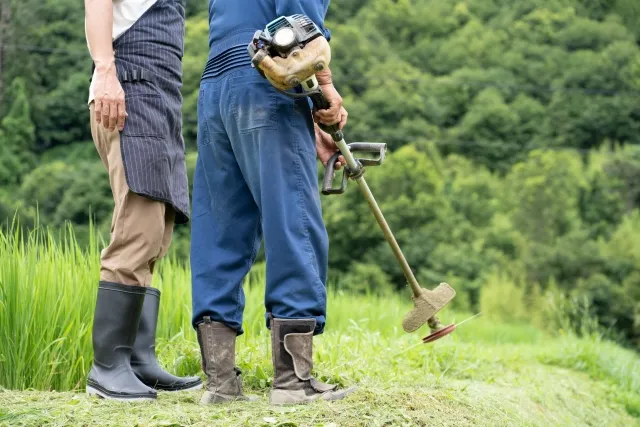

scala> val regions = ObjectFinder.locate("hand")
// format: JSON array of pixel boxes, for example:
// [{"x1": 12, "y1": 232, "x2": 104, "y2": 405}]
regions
[
  {"x1": 315, "y1": 123, "x2": 346, "y2": 170},
  {"x1": 93, "y1": 59, "x2": 127, "y2": 132},
  {"x1": 313, "y1": 68, "x2": 347, "y2": 129},
  {"x1": 313, "y1": 84, "x2": 348, "y2": 129}
]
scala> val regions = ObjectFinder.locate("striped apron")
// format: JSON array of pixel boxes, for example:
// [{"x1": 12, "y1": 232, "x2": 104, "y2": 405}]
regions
[{"x1": 110, "y1": 0, "x2": 189, "y2": 223}]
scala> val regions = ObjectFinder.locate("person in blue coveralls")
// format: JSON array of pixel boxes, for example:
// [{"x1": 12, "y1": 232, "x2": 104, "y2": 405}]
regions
[{"x1": 190, "y1": 0, "x2": 357, "y2": 405}]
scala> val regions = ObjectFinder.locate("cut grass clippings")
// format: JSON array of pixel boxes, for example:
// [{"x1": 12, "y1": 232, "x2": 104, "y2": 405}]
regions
[{"x1": 1, "y1": 352, "x2": 638, "y2": 427}]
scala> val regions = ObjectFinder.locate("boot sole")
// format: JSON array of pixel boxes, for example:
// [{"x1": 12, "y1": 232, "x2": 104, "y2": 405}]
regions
[
  {"x1": 86, "y1": 384, "x2": 157, "y2": 401},
  {"x1": 270, "y1": 386, "x2": 359, "y2": 405},
  {"x1": 152, "y1": 381, "x2": 203, "y2": 392},
  {"x1": 200, "y1": 390, "x2": 257, "y2": 405}
]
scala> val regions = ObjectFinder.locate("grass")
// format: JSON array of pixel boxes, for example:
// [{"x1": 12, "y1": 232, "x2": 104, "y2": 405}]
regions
[{"x1": 1, "y1": 224, "x2": 639, "y2": 426}]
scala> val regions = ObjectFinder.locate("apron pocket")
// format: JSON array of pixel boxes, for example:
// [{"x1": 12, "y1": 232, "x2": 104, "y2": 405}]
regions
[
  {"x1": 120, "y1": 135, "x2": 172, "y2": 197},
  {"x1": 122, "y1": 93, "x2": 170, "y2": 138}
]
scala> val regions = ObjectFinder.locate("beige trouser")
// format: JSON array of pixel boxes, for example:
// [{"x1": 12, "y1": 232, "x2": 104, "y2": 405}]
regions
[{"x1": 90, "y1": 103, "x2": 175, "y2": 286}]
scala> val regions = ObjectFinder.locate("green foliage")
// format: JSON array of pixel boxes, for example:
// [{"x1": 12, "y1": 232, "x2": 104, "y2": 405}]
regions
[
  {"x1": 0, "y1": 78, "x2": 36, "y2": 186},
  {"x1": 506, "y1": 150, "x2": 586, "y2": 244},
  {"x1": 14, "y1": 160, "x2": 112, "y2": 246},
  {"x1": 336, "y1": 262, "x2": 394, "y2": 295},
  {"x1": 37, "y1": 73, "x2": 92, "y2": 148},
  {"x1": 580, "y1": 152, "x2": 627, "y2": 238},
  {"x1": 0, "y1": 224, "x2": 431, "y2": 391},
  {"x1": 2, "y1": 0, "x2": 640, "y2": 355},
  {"x1": 4, "y1": 0, "x2": 91, "y2": 147},
  {"x1": 614, "y1": 0, "x2": 640, "y2": 40},
  {"x1": 185, "y1": 1, "x2": 208, "y2": 18},
  {"x1": 182, "y1": 16, "x2": 210, "y2": 148},
  {"x1": 324, "y1": 145, "x2": 640, "y2": 348},
  {"x1": 324, "y1": 0, "x2": 640, "y2": 170},
  {"x1": 479, "y1": 271, "x2": 531, "y2": 324},
  {"x1": 448, "y1": 87, "x2": 521, "y2": 170}
]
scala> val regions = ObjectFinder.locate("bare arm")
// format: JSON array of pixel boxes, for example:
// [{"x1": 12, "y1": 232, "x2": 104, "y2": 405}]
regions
[
  {"x1": 85, "y1": 0, "x2": 126, "y2": 132},
  {"x1": 85, "y1": 0, "x2": 114, "y2": 70}
]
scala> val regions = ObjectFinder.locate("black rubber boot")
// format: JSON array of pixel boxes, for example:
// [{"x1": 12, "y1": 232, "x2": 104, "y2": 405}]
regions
[
  {"x1": 269, "y1": 318, "x2": 357, "y2": 405},
  {"x1": 86, "y1": 282, "x2": 157, "y2": 401},
  {"x1": 131, "y1": 287, "x2": 203, "y2": 391}
]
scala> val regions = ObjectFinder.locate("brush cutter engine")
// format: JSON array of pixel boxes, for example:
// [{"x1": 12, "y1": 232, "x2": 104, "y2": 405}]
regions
[
  {"x1": 249, "y1": 16, "x2": 457, "y2": 344},
  {"x1": 248, "y1": 15, "x2": 331, "y2": 93}
]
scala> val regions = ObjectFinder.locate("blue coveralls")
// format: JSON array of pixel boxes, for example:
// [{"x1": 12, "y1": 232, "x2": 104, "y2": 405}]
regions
[{"x1": 191, "y1": 0, "x2": 332, "y2": 335}]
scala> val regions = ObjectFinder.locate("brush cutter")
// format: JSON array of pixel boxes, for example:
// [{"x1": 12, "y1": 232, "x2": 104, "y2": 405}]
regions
[{"x1": 248, "y1": 15, "x2": 457, "y2": 343}]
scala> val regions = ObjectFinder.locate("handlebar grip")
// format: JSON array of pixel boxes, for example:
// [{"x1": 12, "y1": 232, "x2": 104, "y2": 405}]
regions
[
  {"x1": 348, "y1": 143, "x2": 387, "y2": 166},
  {"x1": 309, "y1": 90, "x2": 331, "y2": 110},
  {"x1": 349, "y1": 142, "x2": 386, "y2": 152},
  {"x1": 309, "y1": 91, "x2": 340, "y2": 136},
  {"x1": 321, "y1": 152, "x2": 347, "y2": 195}
]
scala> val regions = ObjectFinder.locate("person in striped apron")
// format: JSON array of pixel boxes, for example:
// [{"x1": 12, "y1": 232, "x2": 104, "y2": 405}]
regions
[
  {"x1": 84, "y1": 0, "x2": 201, "y2": 401},
  {"x1": 190, "y1": 0, "x2": 357, "y2": 405}
]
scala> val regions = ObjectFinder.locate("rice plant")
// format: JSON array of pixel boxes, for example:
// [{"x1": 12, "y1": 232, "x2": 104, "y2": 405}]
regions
[{"x1": 0, "y1": 223, "x2": 427, "y2": 391}]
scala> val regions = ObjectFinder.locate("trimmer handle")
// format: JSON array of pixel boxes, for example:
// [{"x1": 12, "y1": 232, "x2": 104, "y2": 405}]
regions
[
  {"x1": 308, "y1": 90, "x2": 341, "y2": 137},
  {"x1": 321, "y1": 143, "x2": 387, "y2": 195},
  {"x1": 322, "y1": 152, "x2": 348, "y2": 195},
  {"x1": 307, "y1": 81, "x2": 387, "y2": 195},
  {"x1": 311, "y1": 87, "x2": 348, "y2": 195},
  {"x1": 348, "y1": 143, "x2": 387, "y2": 166}
]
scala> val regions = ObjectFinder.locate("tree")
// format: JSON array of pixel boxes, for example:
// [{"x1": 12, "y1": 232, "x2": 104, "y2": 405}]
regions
[
  {"x1": 0, "y1": 78, "x2": 36, "y2": 186},
  {"x1": 2, "y1": 0, "x2": 640, "y2": 349},
  {"x1": 5, "y1": 0, "x2": 90, "y2": 148},
  {"x1": 505, "y1": 150, "x2": 586, "y2": 245},
  {"x1": 181, "y1": 16, "x2": 210, "y2": 148},
  {"x1": 0, "y1": 0, "x2": 12, "y2": 115},
  {"x1": 446, "y1": 88, "x2": 521, "y2": 171}
]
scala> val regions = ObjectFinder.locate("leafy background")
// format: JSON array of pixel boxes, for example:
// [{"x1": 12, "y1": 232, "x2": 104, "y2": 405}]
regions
[{"x1": 1, "y1": 0, "x2": 640, "y2": 350}]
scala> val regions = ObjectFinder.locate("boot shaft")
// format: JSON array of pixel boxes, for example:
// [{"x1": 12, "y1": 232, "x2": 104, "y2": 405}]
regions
[
  {"x1": 269, "y1": 317, "x2": 355, "y2": 405},
  {"x1": 129, "y1": 287, "x2": 203, "y2": 391},
  {"x1": 131, "y1": 287, "x2": 161, "y2": 364},
  {"x1": 270, "y1": 318, "x2": 315, "y2": 390},
  {"x1": 92, "y1": 281, "x2": 146, "y2": 367},
  {"x1": 197, "y1": 317, "x2": 241, "y2": 395}
]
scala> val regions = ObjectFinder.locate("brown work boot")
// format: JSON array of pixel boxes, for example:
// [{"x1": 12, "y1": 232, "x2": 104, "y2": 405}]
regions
[
  {"x1": 269, "y1": 318, "x2": 357, "y2": 405},
  {"x1": 196, "y1": 317, "x2": 256, "y2": 404}
]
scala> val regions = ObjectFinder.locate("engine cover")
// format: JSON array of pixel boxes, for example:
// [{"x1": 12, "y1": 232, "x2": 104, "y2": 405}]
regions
[{"x1": 248, "y1": 15, "x2": 331, "y2": 91}]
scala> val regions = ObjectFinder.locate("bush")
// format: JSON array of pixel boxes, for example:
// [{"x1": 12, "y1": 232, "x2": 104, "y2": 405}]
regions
[
  {"x1": 479, "y1": 271, "x2": 530, "y2": 324},
  {"x1": 337, "y1": 262, "x2": 394, "y2": 296}
]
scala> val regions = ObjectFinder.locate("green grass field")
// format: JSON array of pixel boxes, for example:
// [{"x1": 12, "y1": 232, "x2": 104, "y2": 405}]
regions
[{"x1": 1, "y1": 226, "x2": 639, "y2": 426}]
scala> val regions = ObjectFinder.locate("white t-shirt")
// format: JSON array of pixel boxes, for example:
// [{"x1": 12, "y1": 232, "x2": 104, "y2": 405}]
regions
[{"x1": 87, "y1": 0, "x2": 158, "y2": 103}]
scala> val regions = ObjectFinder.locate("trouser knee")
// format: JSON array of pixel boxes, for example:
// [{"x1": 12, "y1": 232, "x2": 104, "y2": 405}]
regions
[{"x1": 101, "y1": 194, "x2": 173, "y2": 286}]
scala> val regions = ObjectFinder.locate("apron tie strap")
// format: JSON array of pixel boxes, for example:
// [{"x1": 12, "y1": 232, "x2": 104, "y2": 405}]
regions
[
  {"x1": 89, "y1": 66, "x2": 159, "y2": 85},
  {"x1": 119, "y1": 69, "x2": 158, "y2": 84}
]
